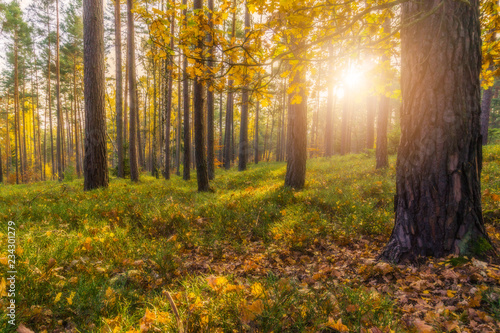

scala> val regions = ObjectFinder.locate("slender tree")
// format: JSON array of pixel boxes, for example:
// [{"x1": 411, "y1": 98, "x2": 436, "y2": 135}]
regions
[
  {"x1": 238, "y1": 0, "x2": 251, "y2": 171},
  {"x1": 83, "y1": 0, "x2": 109, "y2": 190},
  {"x1": 127, "y1": 0, "x2": 139, "y2": 182},
  {"x1": 56, "y1": 0, "x2": 64, "y2": 181},
  {"x1": 381, "y1": 0, "x2": 492, "y2": 262},
  {"x1": 206, "y1": 0, "x2": 215, "y2": 179},
  {"x1": 115, "y1": 0, "x2": 124, "y2": 177},
  {"x1": 182, "y1": 0, "x2": 190, "y2": 180}
]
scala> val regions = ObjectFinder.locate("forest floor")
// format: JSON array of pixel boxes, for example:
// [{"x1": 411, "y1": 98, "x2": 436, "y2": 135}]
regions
[{"x1": 1, "y1": 147, "x2": 500, "y2": 333}]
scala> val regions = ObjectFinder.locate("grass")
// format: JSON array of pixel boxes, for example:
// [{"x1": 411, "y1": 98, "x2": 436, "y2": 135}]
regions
[{"x1": 0, "y1": 146, "x2": 499, "y2": 332}]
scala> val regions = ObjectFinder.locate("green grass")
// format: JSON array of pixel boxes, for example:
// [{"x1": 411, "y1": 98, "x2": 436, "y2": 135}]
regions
[{"x1": 0, "y1": 146, "x2": 499, "y2": 332}]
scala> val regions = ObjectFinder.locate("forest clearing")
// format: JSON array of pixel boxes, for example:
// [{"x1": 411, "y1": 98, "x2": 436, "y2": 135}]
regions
[{"x1": 0, "y1": 147, "x2": 500, "y2": 332}]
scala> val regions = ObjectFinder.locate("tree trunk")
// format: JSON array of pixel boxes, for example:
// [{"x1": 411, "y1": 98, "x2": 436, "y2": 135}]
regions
[
  {"x1": 83, "y1": 0, "x2": 109, "y2": 190},
  {"x1": 238, "y1": 0, "x2": 251, "y2": 171},
  {"x1": 381, "y1": 0, "x2": 492, "y2": 262},
  {"x1": 193, "y1": 0, "x2": 210, "y2": 191},
  {"x1": 254, "y1": 101, "x2": 259, "y2": 164},
  {"x1": 115, "y1": 0, "x2": 124, "y2": 178},
  {"x1": 206, "y1": 0, "x2": 215, "y2": 179},
  {"x1": 56, "y1": 0, "x2": 63, "y2": 181},
  {"x1": 375, "y1": 18, "x2": 391, "y2": 169},
  {"x1": 176, "y1": 52, "x2": 181, "y2": 176},
  {"x1": 14, "y1": 31, "x2": 20, "y2": 184},
  {"x1": 181, "y1": 0, "x2": 190, "y2": 180},
  {"x1": 163, "y1": 1, "x2": 175, "y2": 180},
  {"x1": 284, "y1": 50, "x2": 307, "y2": 190},
  {"x1": 325, "y1": 46, "x2": 335, "y2": 157},
  {"x1": 127, "y1": 0, "x2": 139, "y2": 182}
]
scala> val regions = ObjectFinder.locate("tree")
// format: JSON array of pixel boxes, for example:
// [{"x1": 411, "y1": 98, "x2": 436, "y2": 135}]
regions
[
  {"x1": 206, "y1": 0, "x2": 215, "y2": 179},
  {"x1": 56, "y1": 0, "x2": 64, "y2": 181},
  {"x1": 115, "y1": 0, "x2": 124, "y2": 178},
  {"x1": 381, "y1": 0, "x2": 493, "y2": 262},
  {"x1": 181, "y1": 0, "x2": 190, "y2": 180},
  {"x1": 127, "y1": 0, "x2": 139, "y2": 182},
  {"x1": 83, "y1": 0, "x2": 109, "y2": 190},
  {"x1": 375, "y1": 17, "x2": 390, "y2": 169},
  {"x1": 193, "y1": 0, "x2": 210, "y2": 192},
  {"x1": 238, "y1": 0, "x2": 251, "y2": 171},
  {"x1": 284, "y1": 42, "x2": 307, "y2": 189}
]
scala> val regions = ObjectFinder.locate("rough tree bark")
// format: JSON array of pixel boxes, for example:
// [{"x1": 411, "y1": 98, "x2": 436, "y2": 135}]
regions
[
  {"x1": 193, "y1": 0, "x2": 210, "y2": 192},
  {"x1": 380, "y1": 0, "x2": 493, "y2": 262},
  {"x1": 83, "y1": 0, "x2": 109, "y2": 190},
  {"x1": 284, "y1": 46, "x2": 307, "y2": 190}
]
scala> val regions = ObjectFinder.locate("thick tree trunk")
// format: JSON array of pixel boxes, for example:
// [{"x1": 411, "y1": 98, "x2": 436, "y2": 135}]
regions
[
  {"x1": 127, "y1": 0, "x2": 139, "y2": 182},
  {"x1": 381, "y1": 0, "x2": 492, "y2": 262},
  {"x1": 480, "y1": 87, "x2": 494, "y2": 145},
  {"x1": 83, "y1": 0, "x2": 109, "y2": 190},
  {"x1": 115, "y1": 0, "x2": 124, "y2": 178},
  {"x1": 193, "y1": 0, "x2": 210, "y2": 192},
  {"x1": 284, "y1": 53, "x2": 307, "y2": 190}
]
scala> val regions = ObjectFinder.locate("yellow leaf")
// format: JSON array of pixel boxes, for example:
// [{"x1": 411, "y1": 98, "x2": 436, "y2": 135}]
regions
[
  {"x1": 54, "y1": 292, "x2": 62, "y2": 304},
  {"x1": 66, "y1": 291, "x2": 76, "y2": 305},
  {"x1": 0, "y1": 278, "x2": 8, "y2": 297},
  {"x1": 325, "y1": 318, "x2": 349, "y2": 332},
  {"x1": 446, "y1": 290, "x2": 456, "y2": 298},
  {"x1": 251, "y1": 282, "x2": 264, "y2": 298}
]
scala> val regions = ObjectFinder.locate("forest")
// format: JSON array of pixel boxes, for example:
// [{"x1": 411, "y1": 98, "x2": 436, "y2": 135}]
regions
[{"x1": 0, "y1": 0, "x2": 500, "y2": 332}]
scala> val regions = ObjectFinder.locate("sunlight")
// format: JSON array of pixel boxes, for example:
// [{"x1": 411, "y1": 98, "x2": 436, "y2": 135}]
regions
[{"x1": 344, "y1": 65, "x2": 364, "y2": 87}]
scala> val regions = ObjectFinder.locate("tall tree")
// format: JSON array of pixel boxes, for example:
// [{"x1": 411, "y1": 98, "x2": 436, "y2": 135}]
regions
[
  {"x1": 163, "y1": 0, "x2": 175, "y2": 180},
  {"x1": 115, "y1": 0, "x2": 124, "y2": 177},
  {"x1": 127, "y1": 0, "x2": 139, "y2": 182},
  {"x1": 284, "y1": 42, "x2": 307, "y2": 189},
  {"x1": 83, "y1": 0, "x2": 109, "y2": 190},
  {"x1": 193, "y1": 0, "x2": 210, "y2": 191},
  {"x1": 324, "y1": 45, "x2": 334, "y2": 157},
  {"x1": 254, "y1": 101, "x2": 259, "y2": 164},
  {"x1": 238, "y1": 0, "x2": 251, "y2": 171},
  {"x1": 223, "y1": 0, "x2": 236, "y2": 170},
  {"x1": 375, "y1": 18, "x2": 391, "y2": 169},
  {"x1": 480, "y1": 84, "x2": 494, "y2": 145},
  {"x1": 56, "y1": 0, "x2": 64, "y2": 181},
  {"x1": 381, "y1": 0, "x2": 492, "y2": 262},
  {"x1": 182, "y1": 0, "x2": 190, "y2": 180},
  {"x1": 206, "y1": 0, "x2": 215, "y2": 179}
]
